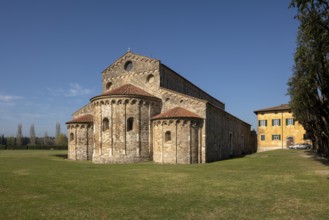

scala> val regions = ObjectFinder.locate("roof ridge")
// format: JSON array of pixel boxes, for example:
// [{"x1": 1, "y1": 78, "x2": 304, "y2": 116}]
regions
[
  {"x1": 254, "y1": 104, "x2": 290, "y2": 114},
  {"x1": 152, "y1": 106, "x2": 202, "y2": 120},
  {"x1": 66, "y1": 114, "x2": 93, "y2": 124}
]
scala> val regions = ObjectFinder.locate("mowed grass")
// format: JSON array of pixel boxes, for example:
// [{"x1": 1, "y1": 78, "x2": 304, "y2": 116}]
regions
[{"x1": 0, "y1": 150, "x2": 328, "y2": 220}]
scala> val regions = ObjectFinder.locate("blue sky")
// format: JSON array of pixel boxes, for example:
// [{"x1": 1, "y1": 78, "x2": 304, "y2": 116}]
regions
[{"x1": 0, "y1": 0, "x2": 298, "y2": 137}]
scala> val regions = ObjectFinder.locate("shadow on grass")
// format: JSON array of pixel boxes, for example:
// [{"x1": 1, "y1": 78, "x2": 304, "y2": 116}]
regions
[
  {"x1": 305, "y1": 150, "x2": 329, "y2": 167},
  {"x1": 54, "y1": 154, "x2": 68, "y2": 159}
]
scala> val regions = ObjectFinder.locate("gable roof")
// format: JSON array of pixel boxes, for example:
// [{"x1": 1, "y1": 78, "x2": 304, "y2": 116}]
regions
[
  {"x1": 152, "y1": 107, "x2": 202, "y2": 120},
  {"x1": 254, "y1": 104, "x2": 291, "y2": 114},
  {"x1": 66, "y1": 114, "x2": 93, "y2": 124},
  {"x1": 102, "y1": 51, "x2": 159, "y2": 74},
  {"x1": 104, "y1": 84, "x2": 156, "y2": 97},
  {"x1": 91, "y1": 84, "x2": 160, "y2": 101}
]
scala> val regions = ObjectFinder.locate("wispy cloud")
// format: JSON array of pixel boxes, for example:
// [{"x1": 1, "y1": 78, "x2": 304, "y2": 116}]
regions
[
  {"x1": 66, "y1": 83, "x2": 91, "y2": 97},
  {"x1": 46, "y1": 87, "x2": 65, "y2": 96},
  {"x1": 47, "y1": 83, "x2": 92, "y2": 97},
  {"x1": 0, "y1": 95, "x2": 22, "y2": 103}
]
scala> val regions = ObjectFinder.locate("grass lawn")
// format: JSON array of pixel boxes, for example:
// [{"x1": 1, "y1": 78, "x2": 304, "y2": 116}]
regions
[{"x1": 0, "y1": 150, "x2": 328, "y2": 219}]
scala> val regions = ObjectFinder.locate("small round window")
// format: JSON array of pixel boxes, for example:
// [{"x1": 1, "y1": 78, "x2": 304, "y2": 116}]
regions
[
  {"x1": 106, "y1": 82, "x2": 112, "y2": 90},
  {"x1": 146, "y1": 74, "x2": 154, "y2": 83},
  {"x1": 124, "y1": 61, "x2": 133, "y2": 71}
]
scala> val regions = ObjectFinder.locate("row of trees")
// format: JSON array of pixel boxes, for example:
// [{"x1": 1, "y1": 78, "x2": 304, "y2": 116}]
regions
[
  {"x1": 288, "y1": 0, "x2": 329, "y2": 157},
  {"x1": 0, "y1": 122, "x2": 67, "y2": 149}
]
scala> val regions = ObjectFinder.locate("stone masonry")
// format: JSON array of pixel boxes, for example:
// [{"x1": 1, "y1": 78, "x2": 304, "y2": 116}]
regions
[{"x1": 66, "y1": 51, "x2": 257, "y2": 164}]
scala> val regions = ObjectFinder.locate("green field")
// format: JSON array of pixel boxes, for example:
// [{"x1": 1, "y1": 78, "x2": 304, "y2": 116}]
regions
[{"x1": 0, "y1": 150, "x2": 328, "y2": 219}]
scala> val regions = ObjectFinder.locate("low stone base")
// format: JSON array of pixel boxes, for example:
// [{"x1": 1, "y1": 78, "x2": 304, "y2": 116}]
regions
[{"x1": 92, "y1": 155, "x2": 152, "y2": 164}]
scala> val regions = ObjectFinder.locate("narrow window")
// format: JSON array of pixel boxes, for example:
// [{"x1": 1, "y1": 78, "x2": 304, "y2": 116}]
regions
[
  {"x1": 70, "y1": 132, "x2": 74, "y2": 141},
  {"x1": 127, "y1": 117, "x2": 134, "y2": 132},
  {"x1": 103, "y1": 118, "x2": 109, "y2": 131},
  {"x1": 272, "y1": 134, "x2": 281, "y2": 140},
  {"x1": 286, "y1": 118, "x2": 294, "y2": 126},
  {"x1": 258, "y1": 120, "x2": 267, "y2": 127},
  {"x1": 260, "y1": 135, "x2": 265, "y2": 141},
  {"x1": 272, "y1": 119, "x2": 281, "y2": 126},
  {"x1": 165, "y1": 131, "x2": 171, "y2": 142}
]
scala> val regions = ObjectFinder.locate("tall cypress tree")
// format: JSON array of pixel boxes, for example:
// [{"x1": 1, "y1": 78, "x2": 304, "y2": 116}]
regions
[
  {"x1": 16, "y1": 124, "x2": 23, "y2": 146},
  {"x1": 30, "y1": 124, "x2": 36, "y2": 145},
  {"x1": 288, "y1": 0, "x2": 329, "y2": 156},
  {"x1": 55, "y1": 122, "x2": 61, "y2": 138}
]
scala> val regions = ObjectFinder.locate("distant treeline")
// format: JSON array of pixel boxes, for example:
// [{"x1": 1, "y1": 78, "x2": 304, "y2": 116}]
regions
[{"x1": 0, "y1": 134, "x2": 68, "y2": 150}]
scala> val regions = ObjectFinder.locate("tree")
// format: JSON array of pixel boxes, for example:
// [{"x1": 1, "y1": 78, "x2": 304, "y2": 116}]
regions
[
  {"x1": 30, "y1": 124, "x2": 36, "y2": 145},
  {"x1": 288, "y1": 0, "x2": 329, "y2": 156},
  {"x1": 55, "y1": 122, "x2": 61, "y2": 138},
  {"x1": 0, "y1": 134, "x2": 4, "y2": 145},
  {"x1": 43, "y1": 131, "x2": 49, "y2": 145},
  {"x1": 55, "y1": 133, "x2": 68, "y2": 146},
  {"x1": 7, "y1": 136, "x2": 15, "y2": 146},
  {"x1": 16, "y1": 124, "x2": 23, "y2": 146}
]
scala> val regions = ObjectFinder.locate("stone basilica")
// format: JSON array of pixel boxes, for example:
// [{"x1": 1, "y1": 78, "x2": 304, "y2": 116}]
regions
[{"x1": 66, "y1": 51, "x2": 257, "y2": 164}]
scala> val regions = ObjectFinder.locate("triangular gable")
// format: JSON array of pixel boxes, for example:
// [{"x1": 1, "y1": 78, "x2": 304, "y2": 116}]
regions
[{"x1": 102, "y1": 51, "x2": 160, "y2": 74}]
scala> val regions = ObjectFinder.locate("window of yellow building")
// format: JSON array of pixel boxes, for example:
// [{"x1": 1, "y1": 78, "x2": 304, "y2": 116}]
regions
[
  {"x1": 286, "y1": 118, "x2": 295, "y2": 125},
  {"x1": 272, "y1": 119, "x2": 281, "y2": 126},
  {"x1": 260, "y1": 135, "x2": 265, "y2": 141},
  {"x1": 258, "y1": 120, "x2": 267, "y2": 126},
  {"x1": 272, "y1": 134, "x2": 281, "y2": 140}
]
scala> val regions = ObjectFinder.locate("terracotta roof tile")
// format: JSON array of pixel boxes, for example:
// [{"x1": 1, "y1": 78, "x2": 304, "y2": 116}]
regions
[
  {"x1": 254, "y1": 104, "x2": 291, "y2": 114},
  {"x1": 103, "y1": 84, "x2": 156, "y2": 98},
  {"x1": 152, "y1": 107, "x2": 202, "y2": 120},
  {"x1": 66, "y1": 114, "x2": 93, "y2": 124}
]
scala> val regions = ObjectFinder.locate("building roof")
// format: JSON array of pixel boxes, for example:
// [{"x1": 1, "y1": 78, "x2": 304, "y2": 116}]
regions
[
  {"x1": 152, "y1": 107, "x2": 202, "y2": 120},
  {"x1": 90, "y1": 84, "x2": 159, "y2": 103},
  {"x1": 104, "y1": 84, "x2": 156, "y2": 97},
  {"x1": 66, "y1": 114, "x2": 93, "y2": 124},
  {"x1": 102, "y1": 51, "x2": 159, "y2": 74},
  {"x1": 254, "y1": 104, "x2": 291, "y2": 114}
]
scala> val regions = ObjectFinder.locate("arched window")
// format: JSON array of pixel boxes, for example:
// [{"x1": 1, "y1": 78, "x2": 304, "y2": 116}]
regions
[
  {"x1": 127, "y1": 117, "x2": 134, "y2": 131},
  {"x1": 103, "y1": 118, "x2": 109, "y2": 131},
  {"x1": 70, "y1": 132, "x2": 74, "y2": 141},
  {"x1": 165, "y1": 131, "x2": 171, "y2": 142}
]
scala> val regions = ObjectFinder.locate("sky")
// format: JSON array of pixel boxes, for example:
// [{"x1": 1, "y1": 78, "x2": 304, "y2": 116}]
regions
[{"x1": 0, "y1": 0, "x2": 299, "y2": 137}]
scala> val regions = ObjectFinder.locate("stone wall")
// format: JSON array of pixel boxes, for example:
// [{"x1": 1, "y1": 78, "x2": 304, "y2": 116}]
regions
[
  {"x1": 160, "y1": 65, "x2": 225, "y2": 110},
  {"x1": 67, "y1": 51, "x2": 257, "y2": 164},
  {"x1": 67, "y1": 123, "x2": 93, "y2": 160},
  {"x1": 101, "y1": 53, "x2": 161, "y2": 96},
  {"x1": 72, "y1": 103, "x2": 93, "y2": 118},
  {"x1": 152, "y1": 118, "x2": 203, "y2": 164},
  {"x1": 157, "y1": 88, "x2": 207, "y2": 162},
  {"x1": 91, "y1": 96, "x2": 161, "y2": 163},
  {"x1": 205, "y1": 103, "x2": 255, "y2": 162}
]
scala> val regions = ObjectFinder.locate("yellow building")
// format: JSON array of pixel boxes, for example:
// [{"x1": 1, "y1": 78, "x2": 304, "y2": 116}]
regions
[{"x1": 254, "y1": 104, "x2": 309, "y2": 151}]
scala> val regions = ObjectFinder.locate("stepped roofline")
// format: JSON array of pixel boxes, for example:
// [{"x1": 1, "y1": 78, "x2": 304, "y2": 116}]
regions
[
  {"x1": 66, "y1": 114, "x2": 93, "y2": 124},
  {"x1": 152, "y1": 107, "x2": 202, "y2": 120}
]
